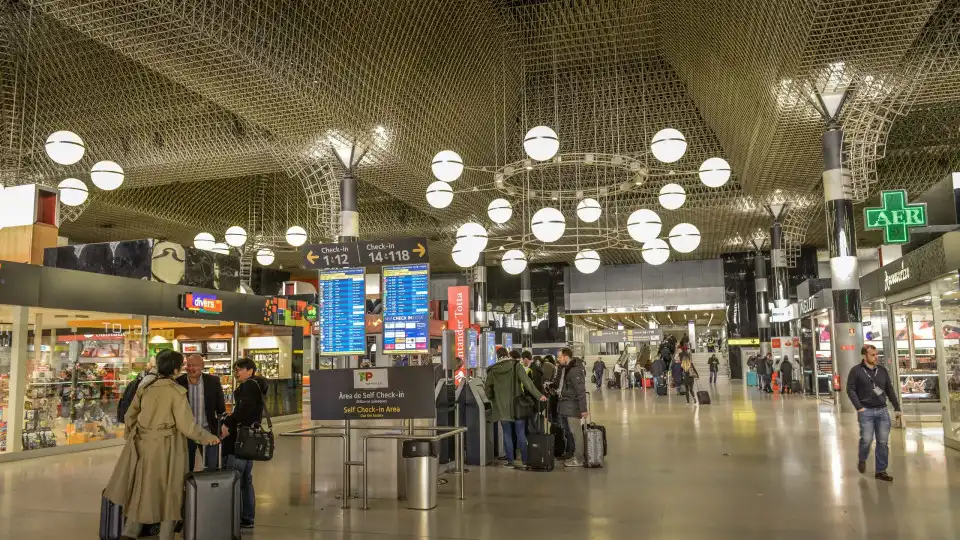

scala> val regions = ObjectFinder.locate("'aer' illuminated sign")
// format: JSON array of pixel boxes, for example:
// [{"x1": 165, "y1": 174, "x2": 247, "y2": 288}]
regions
[{"x1": 863, "y1": 189, "x2": 927, "y2": 244}]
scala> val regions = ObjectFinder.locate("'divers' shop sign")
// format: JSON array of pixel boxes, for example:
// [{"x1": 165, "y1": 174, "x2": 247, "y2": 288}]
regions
[{"x1": 309, "y1": 366, "x2": 436, "y2": 420}]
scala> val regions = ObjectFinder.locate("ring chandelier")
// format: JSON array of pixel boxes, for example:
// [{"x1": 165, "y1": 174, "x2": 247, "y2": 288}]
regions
[{"x1": 426, "y1": 126, "x2": 731, "y2": 274}]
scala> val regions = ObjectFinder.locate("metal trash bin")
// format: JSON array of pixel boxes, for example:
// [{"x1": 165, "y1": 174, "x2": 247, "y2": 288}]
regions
[{"x1": 401, "y1": 439, "x2": 439, "y2": 510}]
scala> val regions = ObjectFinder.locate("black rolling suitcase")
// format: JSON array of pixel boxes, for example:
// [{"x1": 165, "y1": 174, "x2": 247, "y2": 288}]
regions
[
  {"x1": 182, "y1": 435, "x2": 241, "y2": 540},
  {"x1": 696, "y1": 389, "x2": 711, "y2": 404},
  {"x1": 99, "y1": 492, "x2": 161, "y2": 540},
  {"x1": 527, "y1": 411, "x2": 555, "y2": 471},
  {"x1": 655, "y1": 377, "x2": 668, "y2": 396},
  {"x1": 790, "y1": 380, "x2": 802, "y2": 393}
]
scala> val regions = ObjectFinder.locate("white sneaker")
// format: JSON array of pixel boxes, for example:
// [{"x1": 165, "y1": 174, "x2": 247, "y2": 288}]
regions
[{"x1": 564, "y1": 457, "x2": 583, "y2": 467}]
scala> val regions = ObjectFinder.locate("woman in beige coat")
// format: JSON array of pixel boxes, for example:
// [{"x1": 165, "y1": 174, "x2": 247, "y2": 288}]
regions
[{"x1": 105, "y1": 350, "x2": 219, "y2": 540}]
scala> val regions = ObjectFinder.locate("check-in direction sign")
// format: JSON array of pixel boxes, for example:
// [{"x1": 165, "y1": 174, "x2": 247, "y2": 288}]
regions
[{"x1": 302, "y1": 236, "x2": 429, "y2": 269}]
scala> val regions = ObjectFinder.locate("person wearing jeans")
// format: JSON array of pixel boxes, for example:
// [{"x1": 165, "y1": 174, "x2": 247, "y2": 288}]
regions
[
  {"x1": 554, "y1": 347, "x2": 588, "y2": 467},
  {"x1": 846, "y1": 344, "x2": 902, "y2": 482},
  {"x1": 484, "y1": 351, "x2": 545, "y2": 469},
  {"x1": 499, "y1": 419, "x2": 528, "y2": 466},
  {"x1": 221, "y1": 358, "x2": 268, "y2": 527}
]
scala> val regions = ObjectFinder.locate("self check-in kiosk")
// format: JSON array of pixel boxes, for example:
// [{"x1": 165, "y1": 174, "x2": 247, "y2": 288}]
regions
[{"x1": 435, "y1": 331, "x2": 458, "y2": 464}]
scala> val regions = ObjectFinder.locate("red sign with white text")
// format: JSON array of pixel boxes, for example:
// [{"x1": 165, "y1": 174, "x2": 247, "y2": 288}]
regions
[{"x1": 447, "y1": 286, "x2": 471, "y2": 361}]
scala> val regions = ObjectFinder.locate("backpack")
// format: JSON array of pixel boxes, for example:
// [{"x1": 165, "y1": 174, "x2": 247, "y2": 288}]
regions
[{"x1": 116, "y1": 372, "x2": 144, "y2": 423}]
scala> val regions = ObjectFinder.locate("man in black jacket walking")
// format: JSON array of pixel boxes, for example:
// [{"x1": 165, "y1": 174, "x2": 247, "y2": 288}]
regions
[
  {"x1": 176, "y1": 354, "x2": 226, "y2": 471},
  {"x1": 846, "y1": 344, "x2": 902, "y2": 482}
]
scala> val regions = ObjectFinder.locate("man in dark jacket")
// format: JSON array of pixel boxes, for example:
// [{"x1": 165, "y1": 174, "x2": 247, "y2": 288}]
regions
[
  {"x1": 778, "y1": 356, "x2": 794, "y2": 394},
  {"x1": 485, "y1": 351, "x2": 546, "y2": 469},
  {"x1": 707, "y1": 354, "x2": 720, "y2": 384},
  {"x1": 847, "y1": 345, "x2": 901, "y2": 482},
  {"x1": 554, "y1": 348, "x2": 588, "y2": 467},
  {"x1": 651, "y1": 356, "x2": 667, "y2": 391},
  {"x1": 221, "y1": 357, "x2": 268, "y2": 529},
  {"x1": 592, "y1": 359, "x2": 606, "y2": 390},
  {"x1": 177, "y1": 354, "x2": 226, "y2": 471}
]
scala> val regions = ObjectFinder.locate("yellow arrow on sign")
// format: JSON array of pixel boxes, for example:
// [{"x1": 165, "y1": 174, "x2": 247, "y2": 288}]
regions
[
  {"x1": 306, "y1": 250, "x2": 319, "y2": 264},
  {"x1": 413, "y1": 243, "x2": 426, "y2": 257}
]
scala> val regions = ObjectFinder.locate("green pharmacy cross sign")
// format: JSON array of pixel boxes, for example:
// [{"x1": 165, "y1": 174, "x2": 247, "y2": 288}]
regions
[{"x1": 863, "y1": 190, "x2": 927, "y2": 244}]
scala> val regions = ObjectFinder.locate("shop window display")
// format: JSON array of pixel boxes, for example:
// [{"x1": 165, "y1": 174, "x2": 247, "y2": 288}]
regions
[{"x1": 891, "y1": 296, "x2": 943, "y2": 419}]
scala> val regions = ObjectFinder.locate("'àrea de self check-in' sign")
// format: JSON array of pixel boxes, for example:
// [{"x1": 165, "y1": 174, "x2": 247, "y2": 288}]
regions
[
  {"x1": 309, "y1": 366, "x2": 436, "y2": 420},
  {"x1": 864, "y1": 190, "x2": 927, "y2": 244},
  {"x1": 301, "y1": 237, "x2": 429, "y2": 269}
]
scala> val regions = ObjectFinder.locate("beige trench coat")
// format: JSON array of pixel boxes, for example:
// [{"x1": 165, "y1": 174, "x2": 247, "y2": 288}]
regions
[{"x1": 104, "y1": 378, "x2": 217, "y2": 523}]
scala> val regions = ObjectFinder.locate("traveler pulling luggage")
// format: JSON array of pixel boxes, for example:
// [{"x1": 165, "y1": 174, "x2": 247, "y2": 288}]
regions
[
  {"x1": 527, "y1": 408, "x2": 556, "y2": 471},
  {"x1": 183, "y1": 419, "x2": 242, "y2": 540},
  {"x1": 582, "y1": 393, "x2": 606, "y2": 468}
]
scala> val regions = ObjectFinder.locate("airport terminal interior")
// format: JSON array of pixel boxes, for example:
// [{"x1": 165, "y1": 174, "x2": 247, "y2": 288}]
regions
[{"x1": 2, "y1": 1, "x2": 960, "y2": 538}]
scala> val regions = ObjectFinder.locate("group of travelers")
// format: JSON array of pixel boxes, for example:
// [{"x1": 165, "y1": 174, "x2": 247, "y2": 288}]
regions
[
  {"x1": 485, "y1": 347, "x2": 589, "y2": 469},
  {"x1": 748, "y1": 352, "x2": 795, "y2": 394},
  {"x1": 104, "y1": 350, "x2": 267, "y2": 539}
]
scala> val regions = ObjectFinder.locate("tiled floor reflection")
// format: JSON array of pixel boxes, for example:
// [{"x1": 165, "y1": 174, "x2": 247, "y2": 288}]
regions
[{"x1": 2, "y1": 382, "x2": 959, "y2": 539}]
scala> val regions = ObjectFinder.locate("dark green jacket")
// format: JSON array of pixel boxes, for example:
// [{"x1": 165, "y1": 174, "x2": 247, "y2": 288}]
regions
[{"x1": 484, "y1": 359, "x2": 543, "y2": 422}]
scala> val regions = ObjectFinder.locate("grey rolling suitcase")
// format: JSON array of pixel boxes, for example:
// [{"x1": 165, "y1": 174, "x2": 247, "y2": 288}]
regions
[
  {"x1": 582, "y1": 392, "x2": 605, "y2": 468},
  {"x1": 183, "y1": 441, "x2": 241, "y2": 540}
]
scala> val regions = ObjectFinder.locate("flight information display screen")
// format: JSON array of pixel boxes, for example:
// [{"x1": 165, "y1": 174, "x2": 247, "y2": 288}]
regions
[
  {"x1": 381, "y1": 263, "x2": 430, "y2": 354},
  {"x1": 318, "y1": 267, "x2": 366, "y2": 356}
]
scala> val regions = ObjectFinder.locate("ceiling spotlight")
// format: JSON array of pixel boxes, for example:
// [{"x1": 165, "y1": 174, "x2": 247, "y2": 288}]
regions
[
  {"x1": 45, "y1": 130, "x2": 85, "y2": 165},
  {"x1": 576, "y1": 198, "x2": 602, "y2": 223},
  {"x1": 650, "y1": 128, "x2": 687, "y2": 164},
  {"x1": 575, "y1": 249, "x2": 601, "y2": 274},
  {"x1": 90, "y1": 160, "x2": 125, "y2": 191},
  {"x1": 225, "y1": 226, "x2": 247, "y2": 247},
  {"x1": 487, "y1": 198, "x2": 513, "y2": 224},
  {"x1": 57, "y1": 178, "x2": 88, "y2": 206},
  {"x1": 531, "y1": 207, "x2": 566, "y2": 243},
  {"x1": 699, "y1": 157, "x2": 731, "y2": 188},
  {"x1": 193, "y1": 232, "x2": 215, "y2": 251},
  {"x1": 668, "y1": 223, "x2": 702, "y2": 253},
  {"x1": 501, "y1": 249, "x2": 527, "y2": 275},
  {"x1": 431, "y1": 150, "x2": 464, "y2": 182},
  {"x1": 285, "y1": 225, "x2": 307, "y2": 247},
  {"x1": 641, "y1": 238, "x2": 670, "y2": 265},
  {"x1": 523, "y1": 126, "x2": 560, "y2": 161},
  {"x1": 256, "y1": 248, "x2": 275, "y2": 266},
  {"x1": 659, "y1": 183, "x2": 686, "y2": 210},
  {"x1": 456, "y1": 222, "x2": 488, "y2": 252},
  {"x1": 426, "y1": 181, "x2": 454, "y2": 209},
  {"x1": 627, "y1": 209, "x2": 662, "y2": 243},
  {"x1": 452, "y1": 241, "x2": 480, "y2": 268}
]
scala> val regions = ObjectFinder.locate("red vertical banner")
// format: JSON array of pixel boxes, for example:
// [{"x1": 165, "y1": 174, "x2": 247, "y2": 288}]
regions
[{"x1": 447, "y1": 285, "x2": 471, "y2": 361}]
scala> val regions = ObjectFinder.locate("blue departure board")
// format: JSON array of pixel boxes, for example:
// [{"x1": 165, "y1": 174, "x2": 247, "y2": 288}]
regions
[
  {"x1": 382, "y1": 263, "x2": 430, "y2": 354},
  {"x1": 318, "y1": 267, "x2": 366, "y2": 356}
]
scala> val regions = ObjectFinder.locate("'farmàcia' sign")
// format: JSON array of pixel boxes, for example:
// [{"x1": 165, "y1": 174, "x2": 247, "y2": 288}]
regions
[{"x1": 863, "y1": 189, "x2": 927, "y2": 244}]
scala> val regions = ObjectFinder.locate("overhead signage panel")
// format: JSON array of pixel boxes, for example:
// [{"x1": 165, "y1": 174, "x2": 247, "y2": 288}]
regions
[
  {"x1": 381, "y1": 263, "x2": 430, "y2": 354},
  {"x1": 318, "y1": 267, "x2": 366, "y2": 356},
  {"x1": 302, "y1": 237, "x2": 429, "y2": 269},
  {"x1": 587, "y1": 328, "x2": 663, "y2": 343}
]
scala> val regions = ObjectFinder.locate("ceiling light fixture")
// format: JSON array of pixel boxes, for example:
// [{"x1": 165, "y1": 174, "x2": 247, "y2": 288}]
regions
[
  {"x1": 523, "y1": 126, "x2": 560, "y2": 161},
  {"x1": 57, "y1": 178, "x2": 88, "y2": 206},
  {"x1": 650, "y1": 128, "x2": 687, "y2": 163},
  {"x1": 531, "y1": 207, "x2": 566, "y2": 243},
  {"x1": 487, "y1": 198, "x2": 513, "y2": 224},
  {"x1": 576, "y1": 198, "x2": 602, "y2": 223},
  {"x1": 431, "y1": 150, "x2": 464, "y2": 182},
  {"x1": 256, "y1": 248, "x2": 275, "y2": 266},
  {"x1": 45, "y1": 131, "x2": 85, "y2": 165},
  {"x1": 193, "y1": 232, "x2": 215, "y2": 250},
  {"x1": 659, "y1": 183, "x2": 686, "y2": 210},
  {"x1": 501, "y1": 249, "x2": 527, "y2": 275},
  {"x1": 90, "y1": 160, "x2": 125, "y2": 191},
  {"x1": 574, "y1": 249, "x2": 601, "y2": 274},
  {"x1": 225, "y1": 226, "x2": 247, "y2": 247},
  {"x1": 285, "y1": 226, "x2": 307, "y2": 247},
  {"x1": 426, "y1": 181, "x2": 454, "y2": 209}
]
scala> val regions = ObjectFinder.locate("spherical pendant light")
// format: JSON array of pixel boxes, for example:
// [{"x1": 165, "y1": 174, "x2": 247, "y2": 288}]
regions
[
  {"x1": 576, "y1": 198, "x2": 602, "y2": 223},
  {"x1": 452, "y1": 241, "x2": 480, "y2": 268},
  {"x1": 256, "y1": 248, "x2": 276, "y2": 266},
  {"x1": 90, "y1": 160, "x2": 124, "y2": 191},
  {"x1": 45, "y1": 130, "x2": 85, "y2": 165},
  {"x1": 487, "y1": 198, "x2": 513, "y2": 224},
  {"x1": 650, "y1": 128, "x2": 687, "y2": 163},
  {"x1": 668, "y1": 223, "x2": 702, "y2": 253},
  {"x1": 225, "y1": 226, "x2": 247, "y2": 247},
  {"x1": 193, "y1": 232, "x2": 216, "y2": 250},
  {"x1": 501, "y1": 249, "x2": 527, "y2": 275},
  {"x1": 699, "y1": 157, "x2": 731, "y2": 188},
  {"x1": 531, "y1": 207, "x2": 566, "y2": 243},
  {"x1": 626, "y1": 209, "x2": 662, "y2": 243},
  {"x1": 658, "y1": 183, "x2": 686, "y2": 210},
  {"x1": 285, "y1": 225, "x2": 307, "y2": 247},
  {"x1": 523, "y1": 126, "x2": 560, "y2": 161},
  {"x1": 211, "y1": 242, "x2": 230, "y2": 255},
  {"x1": 641, "y1": 238, "x2": 670, "y2": 265},
  {"x1": 57, "y1": 178, "x2": 88, "y2": 206},
  {"x1": 574, "y1": 249, "x2": 601, "y2": 274},
  {"x1": 426, "y1": 181, "x2": 454, "y2": 208},
  {"x1": 456, "y1": 222, "x2": 488, "y2": 252},
  {"x1": 431, "y1": 150, "x2": 464, "y2": 182}
]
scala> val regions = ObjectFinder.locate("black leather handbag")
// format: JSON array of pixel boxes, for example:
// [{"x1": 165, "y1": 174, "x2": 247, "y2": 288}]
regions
[{"x1": 234, "y1": 402, "x2": 274, "y2": 462}]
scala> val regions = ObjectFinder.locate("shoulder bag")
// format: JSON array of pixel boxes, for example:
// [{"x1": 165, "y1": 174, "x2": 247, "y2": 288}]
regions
[
  {"x1": 234, "y1": 383, "x2": 275, "y2": 461},
  {"x1": 513, "y1": 360, "x2": 537, "y2": 420}
]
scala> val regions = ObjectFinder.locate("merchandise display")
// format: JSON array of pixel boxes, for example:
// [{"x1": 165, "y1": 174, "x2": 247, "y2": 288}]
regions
[{"x1": 247, "y1": 348, "x2": 281, "y2": 379}]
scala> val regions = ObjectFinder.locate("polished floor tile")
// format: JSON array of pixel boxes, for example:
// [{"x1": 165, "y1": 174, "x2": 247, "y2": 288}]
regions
[{"x1": 2, "y1": 382, "x2": 960, "y2": 539}]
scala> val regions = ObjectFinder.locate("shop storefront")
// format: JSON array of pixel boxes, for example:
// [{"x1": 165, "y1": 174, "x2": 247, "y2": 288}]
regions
[
  {"x1": 0, "y1": 261, "x2": 308, "y2": 459},
  {"x1": 795, "y1": 279, "x2": 838, "y2": 401},
  {"x1": 860, "y1": 232, "x2": 960, "y2": 451}
]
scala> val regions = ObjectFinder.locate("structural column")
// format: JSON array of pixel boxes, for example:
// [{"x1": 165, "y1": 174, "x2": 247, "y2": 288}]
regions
[
  {"x1": 768, "y1": 206, "x2": 792, "y2": 363},
  {"x1": 472, "y1": 254, "x2": 488, "y2": 329},
  {"x1": 339, "y1": 170, "x2": 358, "y2": 243},
  {"x1": 823, "y1": 126, "x2": 862, "y2": 412},
  {"x1": 5, "y1": 306, "x2": 29, "y2": 453},
  {"x1": 520, "y1": 268, "x2": 533, "y2": 348},
  {"x1": 752, "y1": 246, "x2": 771, "y2": 358}
]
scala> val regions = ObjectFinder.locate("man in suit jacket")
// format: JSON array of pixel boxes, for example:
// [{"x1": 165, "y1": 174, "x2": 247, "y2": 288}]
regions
[{"x1": 177, "y1": 353, "x2": 227, "y2": 470}]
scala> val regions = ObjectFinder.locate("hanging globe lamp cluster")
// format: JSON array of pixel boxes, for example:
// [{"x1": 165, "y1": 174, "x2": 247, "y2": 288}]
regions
[{"x1": 43, "y1": 130, "x2": 127, "y2": 207}]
